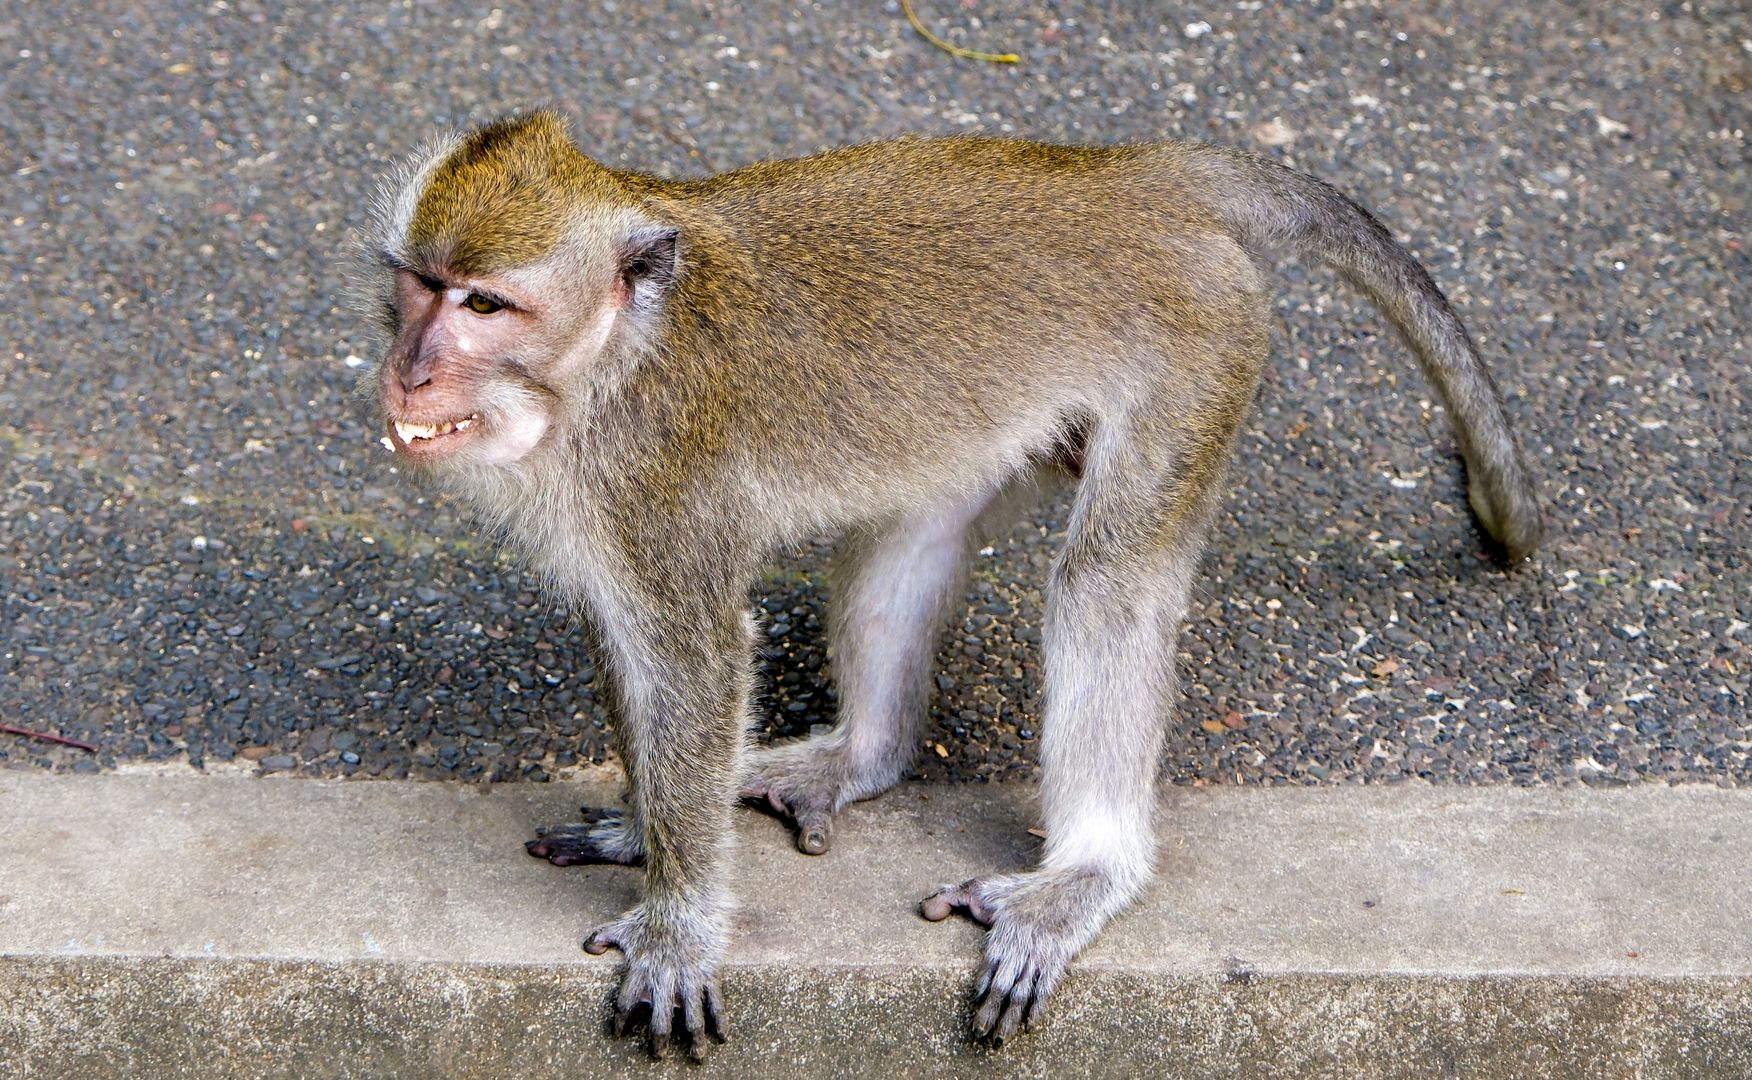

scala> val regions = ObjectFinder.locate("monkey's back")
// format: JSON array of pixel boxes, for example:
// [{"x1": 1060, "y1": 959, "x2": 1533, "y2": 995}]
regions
[
  {"x1": 687, "y1": 137, "x2": 1231, "y2": 313},
  {"x1": 628, "y1": 137, "x2": 1269, "y2": 512}
]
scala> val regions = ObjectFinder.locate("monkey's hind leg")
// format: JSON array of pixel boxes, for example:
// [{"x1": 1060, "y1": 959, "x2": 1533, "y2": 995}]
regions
[
  {"x1": 527, "y1": 805, "x2": 645, "y2": 866},
  {"x1": 922, "y1": 410, "x2": 1230, "y2": 1045},
  {"x1": 743, "y1": 490, "x2": 992, "y2": 855}
]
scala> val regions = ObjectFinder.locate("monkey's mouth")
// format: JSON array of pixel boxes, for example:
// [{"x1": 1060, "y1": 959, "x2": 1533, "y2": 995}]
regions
[{"x1": 386, "y1": 414, "x2": 481, "y2": 456}]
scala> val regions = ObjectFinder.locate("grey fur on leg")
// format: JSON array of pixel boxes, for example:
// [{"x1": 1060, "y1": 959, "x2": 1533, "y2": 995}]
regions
[
  {"x1": 920, "y1": 396, "x2": 1238, "y2": 1046},
  {"x1": 742, "y1": 489, "x2": 993, "y2": 854},
  {"x1": 572, "y1": 571, "x2": 753, "y2": 1061}
]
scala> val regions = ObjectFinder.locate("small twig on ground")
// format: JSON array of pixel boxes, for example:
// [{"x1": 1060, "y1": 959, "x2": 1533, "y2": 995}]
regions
[
  {"x1": 656, "y1": 126, "x2": 718, "y2": 175},
  {"x1": 0, "y1": 724, "x2": 99, "y2": 753},
  {"x1": 900, "y1": 0, "x2": 1020, "y2": 64}
]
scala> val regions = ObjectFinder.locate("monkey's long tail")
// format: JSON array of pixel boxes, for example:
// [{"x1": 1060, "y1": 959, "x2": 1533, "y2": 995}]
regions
[{"x1": 1198, "y1": 148, "x2": 1545, "y2": 561}]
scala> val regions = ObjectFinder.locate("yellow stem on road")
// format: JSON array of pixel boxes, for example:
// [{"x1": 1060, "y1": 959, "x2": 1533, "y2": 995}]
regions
[{"x1": 900, "y1": 0, "x2": 1019, "y2": 64}]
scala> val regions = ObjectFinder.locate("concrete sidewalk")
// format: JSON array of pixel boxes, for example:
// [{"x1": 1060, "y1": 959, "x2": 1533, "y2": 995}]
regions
[{"x1": 1, "y1": 773, "x2": 1748, "y2": 1077}]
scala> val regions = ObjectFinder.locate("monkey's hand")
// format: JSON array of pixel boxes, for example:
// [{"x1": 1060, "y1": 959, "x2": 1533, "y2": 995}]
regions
[
  {"x1": 920, "y1": 868, "x2": 1121, "y2": 1047},
  {"x1": 526, "y1": 806, "x2": 645, "y2": 866},
  {"x1": 585, "y1": 905, "x2": 729, "y2": 1061}
]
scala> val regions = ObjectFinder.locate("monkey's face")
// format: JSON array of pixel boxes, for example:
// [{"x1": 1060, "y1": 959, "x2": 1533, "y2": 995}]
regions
[
  {"x1": 376, "y1": 263, "x2": 576, "y2": 468},
  {"x1": 366, "y1": 113, "x2": 683, "y2": 474},
  {"x1": 371, "y1": 230, "x2": 677, "y2": 472}
]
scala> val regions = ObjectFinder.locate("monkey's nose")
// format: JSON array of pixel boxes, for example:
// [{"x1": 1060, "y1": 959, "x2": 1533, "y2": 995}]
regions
[{"x1": 398, "y1": 369, "x2": 434, "y2": 395}]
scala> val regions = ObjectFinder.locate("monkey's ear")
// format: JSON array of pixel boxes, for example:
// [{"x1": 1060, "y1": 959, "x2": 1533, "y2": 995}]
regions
[{"x1": 617, "y1": 227, "x2": 679, "y2": 310}]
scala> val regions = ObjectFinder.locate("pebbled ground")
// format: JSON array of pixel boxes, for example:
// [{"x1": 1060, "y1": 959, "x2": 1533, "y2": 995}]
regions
[{"x1": 0, "y1": 1, "x2": 1746, "y2": 788}]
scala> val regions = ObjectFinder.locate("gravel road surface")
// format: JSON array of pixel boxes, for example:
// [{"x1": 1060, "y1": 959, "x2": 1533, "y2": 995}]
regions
[{"x1": 1, "y1": 1, "x2": 1746, "y2": 787}]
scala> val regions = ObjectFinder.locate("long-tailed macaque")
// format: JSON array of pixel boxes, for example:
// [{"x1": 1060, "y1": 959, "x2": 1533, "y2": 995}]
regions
[{"x1": 363, "y1": 111, "x2": 1542, "y2": 1059}]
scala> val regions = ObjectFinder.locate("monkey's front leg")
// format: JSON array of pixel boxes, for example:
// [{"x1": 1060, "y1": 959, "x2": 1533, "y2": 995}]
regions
[{"x1": 581, "y1": 612, "x2": 753, "y2": 1061}]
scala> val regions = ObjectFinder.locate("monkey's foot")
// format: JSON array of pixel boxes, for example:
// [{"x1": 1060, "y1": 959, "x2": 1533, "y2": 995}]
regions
[
  {"x1": 585, "y1": 907, "x2": 728, "y2": 1062},
  {"x1": 920, "y1": 868, "x2": 1125, "y2": 1047},
  {"x1": 526, "y1": 806, "x2": 644, "y2": 866},
  {"x1": 741, "y1": 738, "x2": 902, "y2": 856}
]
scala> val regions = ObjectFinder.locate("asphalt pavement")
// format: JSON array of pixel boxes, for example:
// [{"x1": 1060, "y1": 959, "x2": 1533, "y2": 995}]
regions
[{"x1": 1, "y1": 1, "x2": 1746, "y2": 788}]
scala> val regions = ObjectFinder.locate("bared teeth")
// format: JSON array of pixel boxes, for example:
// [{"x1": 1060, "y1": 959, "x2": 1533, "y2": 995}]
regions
[{"x1": 393, "y1": 415, "x2": 480, "y2": 444}]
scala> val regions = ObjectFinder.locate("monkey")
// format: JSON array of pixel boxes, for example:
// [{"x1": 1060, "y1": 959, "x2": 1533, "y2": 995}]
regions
[{"x1": 361, "y1": 111, "x2": 1543, "y2": 1060}]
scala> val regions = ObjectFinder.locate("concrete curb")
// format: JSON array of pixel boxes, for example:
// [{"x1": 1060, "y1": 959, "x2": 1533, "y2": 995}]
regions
[{"x1": 1, "y1": 773, "x2": 1748, "y2": 1077}]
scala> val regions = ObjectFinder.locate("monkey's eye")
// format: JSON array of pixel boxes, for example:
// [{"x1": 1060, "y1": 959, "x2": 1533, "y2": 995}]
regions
[{"x1": 462, "y1": 293, "x2": 503, "y2": 315}]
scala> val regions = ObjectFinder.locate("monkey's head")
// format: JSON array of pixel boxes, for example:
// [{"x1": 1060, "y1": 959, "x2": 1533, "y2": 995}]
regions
[{"x1": 362, "y1": 111, "x2": 678, "y2": 473}]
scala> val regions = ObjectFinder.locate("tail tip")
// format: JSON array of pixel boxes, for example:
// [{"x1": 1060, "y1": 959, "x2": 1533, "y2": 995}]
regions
[{"x1": 1469, "y1": 482, "x2": 1544, "y2": 565}]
